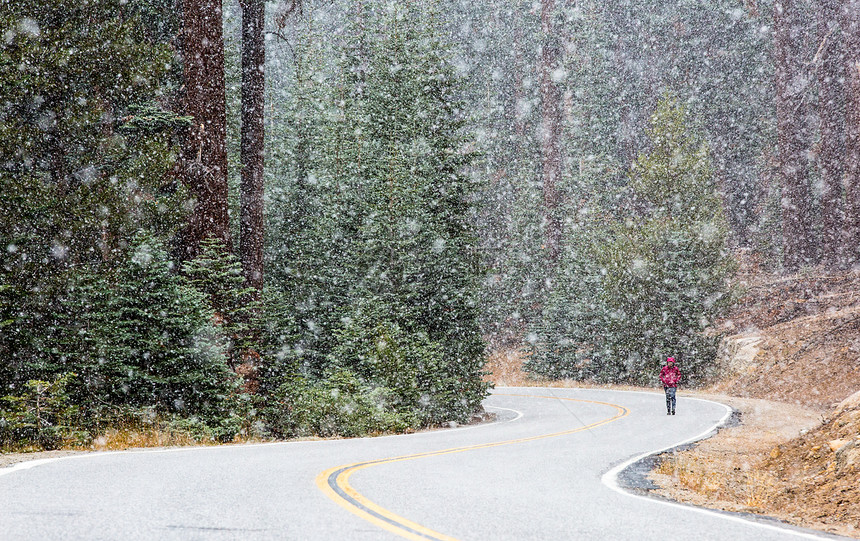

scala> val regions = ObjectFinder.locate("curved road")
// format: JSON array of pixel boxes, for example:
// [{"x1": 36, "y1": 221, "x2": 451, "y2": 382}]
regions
[{"x1": 0, "y1": 388, "x2": 846, "y2": 540}]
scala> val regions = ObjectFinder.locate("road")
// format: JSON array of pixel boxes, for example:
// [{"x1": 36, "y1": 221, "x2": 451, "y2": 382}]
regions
[{"x1": 0, "y1": 387, "x2": 847, "y2": 540}]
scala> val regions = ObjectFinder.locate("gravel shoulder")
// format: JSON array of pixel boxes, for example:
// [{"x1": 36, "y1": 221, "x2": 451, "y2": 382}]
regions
[{"x1": 0, "y1": 450, "x2": 90, "y2": 470}]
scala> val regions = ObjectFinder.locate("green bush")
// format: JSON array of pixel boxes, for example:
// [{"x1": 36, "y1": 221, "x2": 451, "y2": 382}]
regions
[
  {"x1": 330, "y1": 310, "x2": 487, "y2": 426},
  {"x1": 261, "y1": 371, "x2": 416, "y2": 438},
  {"x1": 58, "y1": 233, "x2": 242, "y2": 435},
  {"x1": 0, "y1": 374, "x2": 87, "y2": 450},
  {"x1": 182, "y1": 238, "x2": 261, "y2": 365}
]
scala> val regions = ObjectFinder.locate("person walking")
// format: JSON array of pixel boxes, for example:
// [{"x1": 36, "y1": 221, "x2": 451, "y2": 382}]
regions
[{"x1": 659, "y1": 356, "x2": 681, "y2": 415}]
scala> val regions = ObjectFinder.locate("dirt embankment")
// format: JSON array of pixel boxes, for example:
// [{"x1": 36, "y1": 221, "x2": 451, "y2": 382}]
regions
[
  {"x1": 711, "y1": 268, "x2": 860, "y2": 408},
  {"x1": 652, "y1": 266, "x2": 860, "y2": 538}
]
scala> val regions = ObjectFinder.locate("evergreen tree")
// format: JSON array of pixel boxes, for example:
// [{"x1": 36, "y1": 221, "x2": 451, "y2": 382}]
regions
[
  {"x1": 599, "y1": 99, "x2": 735, "y2": 384},
  {"x1": 61, "y1": 234, "x2": 240, "y2": 433},
  {"x1": 178, "y1": 0, "x2": 232, "y2": 260},
  {"x1": 328, "y1": 4, "x2": 488, "y2": 420},
  {"x1": 264, "y1": 13, "x2": 343, "y2": 375},
  {"x1": 182, "y1": 238, "x2": 259, "y2": 366},
  {"x1": 527, "y1": 99, "x2": 734, "y2": 385},
  {"x1": 524, "y1": 223, "x2": 611, "y2": 380},
  {"x1": 262, "y1": 3, "x2": 489, "y2": 423}
]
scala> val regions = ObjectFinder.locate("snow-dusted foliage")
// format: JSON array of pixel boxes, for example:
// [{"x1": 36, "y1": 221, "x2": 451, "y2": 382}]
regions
[
  {"x1": 526, "y1": 99, "x2": 735, "y2": 384},
  {"x1": 261, "y1": 2, "x2": 489, "y2": 432}
]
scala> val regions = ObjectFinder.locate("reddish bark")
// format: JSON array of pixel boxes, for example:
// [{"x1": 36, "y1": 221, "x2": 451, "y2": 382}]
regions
[
  {"x1": 774, "y1": 0, "x2": 815, "y2": 270},
  {"x1": 240, "y1": 0, "x2": 266, "y2": 296},
  {"x1": 843, "y1": 0, "x2": 860, "y2": 265},
  {"x1": 817, "y1": 0, "x2": 845, "y2": 264},
  {"x1": 540, "y1": 0, "x2": 564, "y2": 266},
  {"x1": 180, "y1": 0, "x2": 231, "y2": 260}
]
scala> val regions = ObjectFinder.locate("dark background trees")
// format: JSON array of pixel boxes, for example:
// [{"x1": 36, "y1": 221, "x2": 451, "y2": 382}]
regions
[
  {"x1": 774, "y1": 0, "x2": 815, "y2": 271},
  {"x1": 844, "y1": 0, "x2": 860, "y2": 263}
]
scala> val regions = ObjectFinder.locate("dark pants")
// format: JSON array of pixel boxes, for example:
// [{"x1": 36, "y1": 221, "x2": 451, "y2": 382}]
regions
[{"x1": 664, "y1": 386, "x2": 676, "y2": 414}]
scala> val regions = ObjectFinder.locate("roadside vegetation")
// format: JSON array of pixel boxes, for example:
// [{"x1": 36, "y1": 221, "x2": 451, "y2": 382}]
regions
[{"x1": 1, "y1": 3, "x2": 489, "y2": 452}]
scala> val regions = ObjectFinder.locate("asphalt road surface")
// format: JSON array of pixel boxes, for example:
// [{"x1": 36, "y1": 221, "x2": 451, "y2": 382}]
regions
[{"x1": 0, "y1": 388, "x2": 848, "y2": 540}]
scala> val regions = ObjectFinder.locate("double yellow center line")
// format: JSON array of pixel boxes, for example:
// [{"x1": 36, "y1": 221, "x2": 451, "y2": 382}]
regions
[{"x1": 315, "y1": 393, "x2": 630, "y2": 541}]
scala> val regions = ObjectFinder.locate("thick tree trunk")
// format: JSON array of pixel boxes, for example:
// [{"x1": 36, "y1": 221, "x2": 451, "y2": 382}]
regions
[
  {"x1": 843, "y1": 0, "x2": 860, "y2": 265},
  {"x1": 240, "y1": 0, "x2": 265, "y2": 295},
  {"x1": 774, "y1": 0, "x2": 815, "y2": 271},
  {"x1": 179, "y1": 0, "x2": 231, "y2": 260},
  {"x1": 817, "y1": 0, "x2": 845, "y2": 265},
  {"x1": 540, "y1": 0, "x2": 564, "y2": 266}
]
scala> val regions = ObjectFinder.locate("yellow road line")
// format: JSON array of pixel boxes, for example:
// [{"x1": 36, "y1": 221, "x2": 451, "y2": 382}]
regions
[{"x1": 315, "y1": 393, "x2": 630, "y2": 541}]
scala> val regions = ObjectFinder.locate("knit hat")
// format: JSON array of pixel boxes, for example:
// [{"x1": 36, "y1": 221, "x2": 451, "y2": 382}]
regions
[{"x1": 666, "y1": 357, "x2": 675, "y2": 364}]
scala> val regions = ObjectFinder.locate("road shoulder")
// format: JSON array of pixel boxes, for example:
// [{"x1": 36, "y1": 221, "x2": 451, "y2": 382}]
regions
[{"x1": 647, "y1": 392, "x2": 860, "y2": 539}]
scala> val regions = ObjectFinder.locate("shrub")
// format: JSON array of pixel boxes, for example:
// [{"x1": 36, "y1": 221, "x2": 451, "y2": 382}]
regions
[
  {"x1": 260, "y1": 371, "x2": 416, "y2": 438},
  {"x1": 0, "y1": 374, "x2": 87, "y2": 450},
  {"x1": 59, "y1": 233, "x2": 242, "y2": 434},
  {"x1": 330, "y1": 310, "x2": 487, "y2": 426},
  {"x1": 182, "y1": 238, "x2": 261, "y2": 365}
]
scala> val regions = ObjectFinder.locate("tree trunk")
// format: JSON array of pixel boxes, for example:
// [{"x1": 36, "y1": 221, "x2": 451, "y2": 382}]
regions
[
  {"x1": 818, "y1": 0, "x2": 845, "y2": 265},
  {"x1": 540, "y1": 0, "x2": 564, "y2": 267},
  {"x1": 179, "y1": 0, "x2": 231, "y2": 260},
  {"x1": 774, "y1": 0, "x2": 815, "y2": 271},
  {"x1": 843, "y1": 0, "x2": 860, "y2": 265},
  {"x1": 240, "y1": 0, "x2": 265, "y2": 295}
]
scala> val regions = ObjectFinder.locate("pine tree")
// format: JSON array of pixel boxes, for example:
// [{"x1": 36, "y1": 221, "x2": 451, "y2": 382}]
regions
[
  {"x1": 63, "y1": 234, "x2": 240, "y2": 431},
  {"x1": 817, "y1": 0, "x2": 846, "y2": 264},
  {"x1": 599, "y1": 98, "x2": 735, "y2": 384},
  {"x1": 843, "y1": 0, "x2": 860, "y2": 263},
  {"x1": 182, "y1": 238, "x2": 260, "y2": 366},
  {"x1": 524, "y1": 224, "x2": 611, "y2": 379},
  {"x1": 265, "y1": 12, "x2": 347, "y2": 375},
  {"x1": 297, "y1": 3, "x2": 490, "y2": 422},
  {"x1": 239, "y1": 0, "x2": 267, "y2": 296},
  {"x1": 179, "y1": 0, "x2": 232, "y2": 260},
  {"x1": 527, "y1": 98, "x2": 734, "y2": 385},
  {"x1": 774, "y1": 0, "x2": 816, "y2": 269}
]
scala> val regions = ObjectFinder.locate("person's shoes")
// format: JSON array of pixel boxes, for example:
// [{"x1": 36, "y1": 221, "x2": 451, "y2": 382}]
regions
[
  {"x1": 671, "y1": 410, "x2": 676, "y2": 415},
  {"x1": 667, "y1": 411, "x2": 671, "y2": 415}
]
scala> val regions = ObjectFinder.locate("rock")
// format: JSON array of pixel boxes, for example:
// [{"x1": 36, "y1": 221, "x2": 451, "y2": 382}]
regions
[
  {"x1": 834, "y1": 389, "x2": 860, "y2": 415},
  {"x1": 715, "y1": 333, "x2": 763, "y2": 378},
  {"x1": 835, "y1": 440, "x2": 860, "y2": 474},
  {"x1": 829, "y1": 439, "x2": 851, "y2": 452}
]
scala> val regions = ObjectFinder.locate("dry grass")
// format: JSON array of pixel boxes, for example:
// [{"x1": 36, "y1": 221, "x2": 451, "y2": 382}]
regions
[
  {"x1": 483, "y1": 349, "x2": 534, "y2": 387},
  {"x1": 743, "y1": 470, "x2": 779, "y2": 509},
  {"x1": 654, "y1": 452, "x2": 779, "y2": 511},
  {"x1": 89, "y1": 427, "x2": 213, "y2": 451},
  {"x1": 656, "y1": 455, "x2": 725, "y2": 497}
]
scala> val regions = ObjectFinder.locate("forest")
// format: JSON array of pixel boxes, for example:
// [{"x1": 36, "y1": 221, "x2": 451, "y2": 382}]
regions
[{"x1": 1, "y1": 0, "x2": 858, "y2": 450}]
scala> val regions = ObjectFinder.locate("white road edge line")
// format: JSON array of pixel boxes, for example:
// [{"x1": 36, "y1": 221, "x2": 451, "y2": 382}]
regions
[
  {"x1": 599, "y1": 392, "x2": 839, "y2": 541},
  {"x1": 483, "y1": 405, "x2": 524, "y2": 423}
]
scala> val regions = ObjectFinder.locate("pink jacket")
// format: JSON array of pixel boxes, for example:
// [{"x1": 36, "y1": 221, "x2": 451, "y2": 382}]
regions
[{"x1": 660, "y1": 363, "x2": 681, "y2": 387}]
